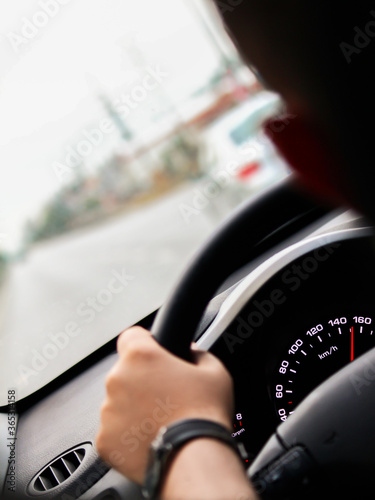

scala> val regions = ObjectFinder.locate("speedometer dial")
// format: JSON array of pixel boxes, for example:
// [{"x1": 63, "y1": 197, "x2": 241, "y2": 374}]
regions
[{"x1": 273, "y1": 313, "x2": 375, "y2": 422}]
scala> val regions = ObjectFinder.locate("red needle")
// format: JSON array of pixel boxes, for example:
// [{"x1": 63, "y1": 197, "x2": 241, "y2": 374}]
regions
[{"x1": 351, "y1": 326, "x2": 354, "y2": 361}]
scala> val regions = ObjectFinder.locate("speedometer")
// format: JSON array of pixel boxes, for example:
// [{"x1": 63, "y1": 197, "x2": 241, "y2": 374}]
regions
[{"x1": 272, "y1": 313, "x2": 375, "y2": 422}]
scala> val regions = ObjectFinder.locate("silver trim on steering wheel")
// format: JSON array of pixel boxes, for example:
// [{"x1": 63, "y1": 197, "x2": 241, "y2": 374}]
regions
[{"x1": 196, "y1": 227, "x2": 372, "y2": 351}]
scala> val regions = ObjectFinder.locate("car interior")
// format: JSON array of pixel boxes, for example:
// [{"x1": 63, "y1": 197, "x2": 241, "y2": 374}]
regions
[
  {"x1": 1, "y1": 1, "x2": 375, "y2": 499},
  {"x1": 2, "y1": 182, "x2": 375, "y2": 500}
]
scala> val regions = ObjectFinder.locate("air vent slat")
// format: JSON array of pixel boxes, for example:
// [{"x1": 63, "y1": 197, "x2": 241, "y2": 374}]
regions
[
  {"x1": 49, "y1": 466, "x2": 62, "y2": 485},
  {"x1": 51, "y1": 461, "x2": 71, "y2": 483},
  {"x1": 31, "y1": 445, "x2": 88, "y2": 494},
  {"x1": 74, "y1": 449, "x2": 84, "y2": 462},
  {"x1": 40, "y1": 467, "x2": 59, "y2": 489},
  {"x1": 34, "y1": 476, "x2": 47, "y2": 492},
  {"x1": 61, "y1": 456, "x2": 77, "y2": 475}
]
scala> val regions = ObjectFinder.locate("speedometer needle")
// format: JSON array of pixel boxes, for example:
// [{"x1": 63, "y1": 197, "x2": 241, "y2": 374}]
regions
[{"x1": 351, "y1": 326, "x2": 354, "y2": 362}]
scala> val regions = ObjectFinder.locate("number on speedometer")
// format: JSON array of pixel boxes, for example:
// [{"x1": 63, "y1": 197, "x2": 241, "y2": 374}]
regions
[{"x1": 273, "y1": 314, "x2": 375, "y2": 422}]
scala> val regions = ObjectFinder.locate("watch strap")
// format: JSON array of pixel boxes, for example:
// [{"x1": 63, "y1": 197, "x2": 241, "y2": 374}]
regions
[{"x1": 142, "y1": 418, "x2": 245, "y2": 499}]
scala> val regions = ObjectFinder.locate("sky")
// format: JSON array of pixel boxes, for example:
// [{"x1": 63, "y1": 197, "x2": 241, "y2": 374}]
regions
[{"x1": 0, "y1": 0, "x2": 234, "y2": 252}]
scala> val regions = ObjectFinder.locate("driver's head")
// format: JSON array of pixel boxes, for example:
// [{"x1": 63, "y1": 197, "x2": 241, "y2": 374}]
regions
[{"x1": 212, "y1": 0, "x2": 375, "y2": 220}]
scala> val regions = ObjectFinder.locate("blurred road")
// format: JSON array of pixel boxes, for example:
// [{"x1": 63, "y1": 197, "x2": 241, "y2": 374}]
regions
[{"x1": 0, "y1": 179, "x2": 245, "y2": 405}]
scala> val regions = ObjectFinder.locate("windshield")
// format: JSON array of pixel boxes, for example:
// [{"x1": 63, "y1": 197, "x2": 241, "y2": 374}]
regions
[{"x1": 0, "y1": 0, "x2": 289, "y2": 407}]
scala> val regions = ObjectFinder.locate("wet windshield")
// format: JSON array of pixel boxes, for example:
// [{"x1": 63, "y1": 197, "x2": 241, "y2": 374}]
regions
[{"x1": 0, "y1": 0, "x2": 289, "y2": 406}]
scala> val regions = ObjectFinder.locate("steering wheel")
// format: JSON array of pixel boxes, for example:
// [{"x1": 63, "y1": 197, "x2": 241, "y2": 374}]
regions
[{"x1": 151, "y1": 176, "x2": 375, "y2": 498}]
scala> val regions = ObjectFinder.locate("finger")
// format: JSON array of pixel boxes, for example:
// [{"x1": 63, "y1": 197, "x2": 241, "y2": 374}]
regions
[
  {"x1": 191, "y1": 348, "x2": 224, "y2": 370},
  {"x1": 117, "y1": 326, "x2": 152, "y2": 353}
]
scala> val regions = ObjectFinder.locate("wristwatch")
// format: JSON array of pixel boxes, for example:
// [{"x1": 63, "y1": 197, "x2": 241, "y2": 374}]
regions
[{"x1": 141, "y1": 418, "x2": 247, "y2": 500}]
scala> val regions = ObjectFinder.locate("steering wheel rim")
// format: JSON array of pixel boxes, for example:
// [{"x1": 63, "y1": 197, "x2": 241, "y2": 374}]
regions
[
  {"x1": 152, "y1": 176, "x2": 330, "y2": 359},
  {"x1": 151, "y1": 177, "x2": 375, "y2": 497}
]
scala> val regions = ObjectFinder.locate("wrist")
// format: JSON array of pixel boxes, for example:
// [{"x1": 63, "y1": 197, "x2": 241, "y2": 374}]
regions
[
  {"x1": 161, "y1": 438, "x2": 255, "y2": 500},
  {"x1": 142, "y1": 419, "x2": 244, "y2": 500}
]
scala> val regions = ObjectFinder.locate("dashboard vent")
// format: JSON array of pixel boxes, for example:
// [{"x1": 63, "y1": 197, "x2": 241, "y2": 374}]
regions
[{"x1": 32, "y1": 445, "x2": 87, "y2": 493}]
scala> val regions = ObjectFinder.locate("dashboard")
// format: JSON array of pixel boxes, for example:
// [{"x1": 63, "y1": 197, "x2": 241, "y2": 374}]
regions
[
  {"x1": 2, "y1": 211, "x2": 374, "y2": 499},
  {"x1": 200, "y1": 223, "x2": 375, "y2": 462}
]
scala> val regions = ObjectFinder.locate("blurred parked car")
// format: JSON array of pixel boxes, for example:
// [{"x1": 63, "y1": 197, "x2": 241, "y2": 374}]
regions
[{"x1": 198, "y1": 90, "x2": 289, "y2": 197}]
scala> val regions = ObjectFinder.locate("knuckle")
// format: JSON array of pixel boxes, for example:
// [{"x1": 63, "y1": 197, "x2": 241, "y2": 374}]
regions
[
  {"x1": 99, "y1": 399, "x2": 110, "y2": 418},
  {"x1": 124, "y1": 339, "x2": 157, "y2": 363},
  {"x1": 99, "y1": 401, "x2": 112, "y2": 429},
  {"x1": 206, "y1": 360, "x2": 234, "y2": 394},
  {"x1": 218, "y1": 365, "x2": 234, "y2": 390},
  {"x1": 206, "y1": 355, "x2": 229, "y2": 378},
  {"x1": 117, "y1": 326, "x2": 149, "y2": 352},
  {"x1": 105, "y1": 367, "x2": 123, "y2": 394},
  {"x1": 96, "y1": 429, "x2": 107, "y2": 457}
]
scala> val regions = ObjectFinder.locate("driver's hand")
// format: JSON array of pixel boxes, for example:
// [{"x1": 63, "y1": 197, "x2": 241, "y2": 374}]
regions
[{"x1": 96, "y1": 326, "x2": 234, "y2": 484}]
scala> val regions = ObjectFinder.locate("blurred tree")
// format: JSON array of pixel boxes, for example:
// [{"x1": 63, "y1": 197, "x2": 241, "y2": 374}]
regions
[
  {"x1": 161, "y1": 130, "x2": 200, "y2": 179},
  {"x1": 85, "y1": 197, "x2": 101, "y2": 211},
  {"x1": 32, "y1": 199, "x2": 72, "y2": 242}
]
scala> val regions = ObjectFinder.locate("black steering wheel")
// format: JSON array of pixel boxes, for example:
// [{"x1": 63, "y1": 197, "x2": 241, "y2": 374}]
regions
[{"x1": 151, "y1": 176, "x2": 375, "y2": 498}]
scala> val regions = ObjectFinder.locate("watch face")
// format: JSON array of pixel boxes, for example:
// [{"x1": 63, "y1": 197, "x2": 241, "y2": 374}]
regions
[
  {"x1": 142, "y1": 458, "x2": 162, "y2": 500},
  {"x1": 151, "y1": 428, "x2": 166, "y2": 451},
  {"x1": 143, "y1": 428, "x2": 172, "y2": 500}
]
